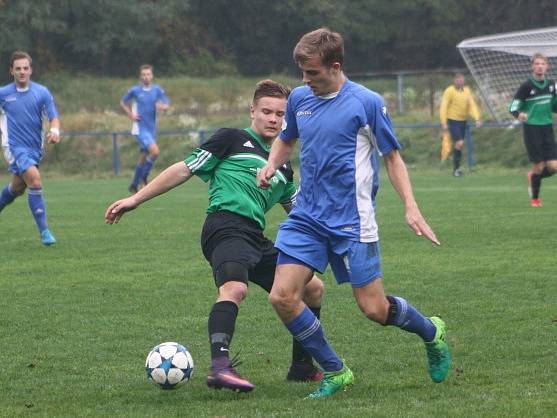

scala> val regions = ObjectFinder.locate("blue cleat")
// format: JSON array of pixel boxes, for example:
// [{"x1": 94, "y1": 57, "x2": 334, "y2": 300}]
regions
[{"x1": 40, "y1": 229, "x2": 57, "y2": 246}]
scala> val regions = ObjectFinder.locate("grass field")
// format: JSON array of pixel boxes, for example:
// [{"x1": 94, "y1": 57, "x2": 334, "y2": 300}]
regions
[{"x1": 0, "y1": 170, "x2": 555, "y2": 418}]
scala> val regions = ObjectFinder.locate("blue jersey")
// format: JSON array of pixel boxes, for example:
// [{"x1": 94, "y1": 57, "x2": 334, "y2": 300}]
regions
[
  {"x1": 0, "y1": 82, "x2": 58, "y2": 151},
  {"x1": 280, "y1": 79, "x2": 400, "y2": 242},
  {"x1": 121, "y1": 84, "x2": 169, "y2": 138}
]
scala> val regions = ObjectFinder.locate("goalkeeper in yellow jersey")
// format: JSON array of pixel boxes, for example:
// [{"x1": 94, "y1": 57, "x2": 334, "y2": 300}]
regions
[{"x1": 440, "y1": 73, "x2": 482, "y2": 177}]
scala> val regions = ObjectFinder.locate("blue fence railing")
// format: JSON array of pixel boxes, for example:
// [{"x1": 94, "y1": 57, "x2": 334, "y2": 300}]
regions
[{"x1": 61, "y1": 121, "x2": 520, "y2": 176}]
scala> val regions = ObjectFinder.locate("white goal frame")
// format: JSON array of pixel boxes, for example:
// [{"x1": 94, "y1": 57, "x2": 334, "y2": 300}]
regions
[{"x1": 458, "y1": 27, "x2": 557, "y2": 124}]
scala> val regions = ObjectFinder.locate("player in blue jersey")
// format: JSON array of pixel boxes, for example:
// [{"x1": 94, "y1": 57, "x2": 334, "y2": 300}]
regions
[
  {"x1": 0, "y1": 51, "x2": 60, "y2": 245},
  {"x1": 120, "y1": 64, "x2": 170, "y2": 194},
  {"x1": 258, "y1": 28, "x2": 451, "y2": 399}
]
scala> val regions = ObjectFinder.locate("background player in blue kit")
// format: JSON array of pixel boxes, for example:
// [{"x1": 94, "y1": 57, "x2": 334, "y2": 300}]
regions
[
  {"x1": 0, "y1": 50, "x2": 61, "y2": 245},
  {"x1": 120, "y1": 64, "x2": 170, "y2": 193},
  {"x1": 258, "y1": 28, "x2": 451, "y2": 399}
]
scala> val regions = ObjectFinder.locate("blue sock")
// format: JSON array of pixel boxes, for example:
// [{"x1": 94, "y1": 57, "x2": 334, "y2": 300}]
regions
[
  {"x1": 141, "y1": 156, "x2": 156, "y2": 182},
  {"x1": 28, "y1": 188, "x2": 48, "y2": 232},
  {"x1": 0, "y1": 184, "x2": 17, "y2": 212},
  {"x1": 386, "y1": 296, "x2": 436, "y2": 342},
  {"x1": 131, "y1": 163, "x2": 143, "y2": 187},
  {"x1": 285, "y1": 306, "x2": 343, "y2": 372}
]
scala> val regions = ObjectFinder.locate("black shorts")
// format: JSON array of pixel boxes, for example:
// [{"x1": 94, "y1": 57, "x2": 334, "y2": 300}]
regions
[
  {"x1": 447, "y1": 119, "x2": 467, "y2": 142},
  {"x1": 201, "y1": 211, "x2": 277, "y2": 292},
  {"x1": 523, "y1": 124, "x2": 557, "y2": 163}
]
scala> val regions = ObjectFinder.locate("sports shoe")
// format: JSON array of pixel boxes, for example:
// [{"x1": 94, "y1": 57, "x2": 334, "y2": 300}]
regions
[
  {"x1": 305, "y1": 365, "x2": 354, "y2": 399},
  {"x1": 531, "y1": 198, "x2": 542, "y2": 207},
  {"x1": 128, "y1": 184, "x2": 138, "y2": 194},
  {"x1": 425, "y1": 316, "x2": 451, "y2": 383},
  {"x1": 206, "y1": 356, "x2": 254, "y2": 393},
  {"x1": 527, "y1": 171, "x2": 533, "y2": 198},
  {"x1": 452, "y1": 168, "x2": 463, "y2": 177},
  {"x1": 40, "y1": 229, "x2": 57, "y2": 246},
  {"x1": 286, "y1": 361, "x2": 324, "y2": 382}
]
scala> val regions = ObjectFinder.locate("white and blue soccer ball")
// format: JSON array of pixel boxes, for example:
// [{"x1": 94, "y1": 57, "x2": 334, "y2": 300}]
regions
[{"x1": 145, "y1": 342, "x2": 194, "y2": 389}]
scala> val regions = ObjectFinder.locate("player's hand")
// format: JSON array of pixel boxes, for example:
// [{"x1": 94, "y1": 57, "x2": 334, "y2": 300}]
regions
[
  {"x1": 105, "y1": 197, "x2": 139, "y2": 224},
  {"x1": 257, "y1": 165, "x2": 275, "y2": 189},
  {"x1": 131, "y1": 113, "x2": 140, "y2": 121},
  {"x1": 442, "y1": 124, "x2": 448, "y2": 131},
  {"x1": 518, "y1": 112, "x2": 528, "y2": 122},
  {"x1": 156, "y1": 102, "x2": 169, "y2": 112},
  {"x1": 405, "y1": 206, "x2": 440, "y2": 246},
  {"x1": 46, "y1": 127, "x2": 60, "y2": 144}
]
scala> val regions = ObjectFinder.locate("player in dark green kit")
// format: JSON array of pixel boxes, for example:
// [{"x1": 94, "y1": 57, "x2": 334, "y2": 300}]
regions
[
  {"x1": 509, "y1": 52, "x2": 557, "y2": 207},
  {"x1": 105, "y1": 80, "x2": 324, "y2": 393}
]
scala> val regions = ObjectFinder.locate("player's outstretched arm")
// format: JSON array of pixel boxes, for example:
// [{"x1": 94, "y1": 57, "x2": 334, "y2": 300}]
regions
[
  {"x1": 383, "y1": 150, "x2": 440, "y2": 245},
  {"x1": 257, "y1": 138, "x2": 297, "y2": 188},
  {"x1": 105, "y1": 161, "x2": 192, "y2": 224}
]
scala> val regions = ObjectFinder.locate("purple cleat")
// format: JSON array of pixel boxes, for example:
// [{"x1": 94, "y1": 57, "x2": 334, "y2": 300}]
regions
[{"x1": 207, "y1": 356, "x2": 254, "y2": 393}]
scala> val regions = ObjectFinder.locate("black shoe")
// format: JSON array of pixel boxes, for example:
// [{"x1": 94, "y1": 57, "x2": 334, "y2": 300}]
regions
[
  {"x1": 286, "y1": 361, "x2": 324, "y2": 382},
  {"x1": 128, "y1": 184, "x2": 138, "y2": 194}
]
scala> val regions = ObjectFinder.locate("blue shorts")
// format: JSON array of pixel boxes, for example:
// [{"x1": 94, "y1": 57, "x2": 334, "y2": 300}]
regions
[
  {"x1": 447, "y1": 119, "x2": 467, "y2": 142},
  {"x1": 3, "y1": 146, "x2": 42, "y2": 176},
  {"x1": 275, "y1": 221, "x2": 383, "y2": 288},
  {"x1": 136, "y1": 131, "x2": 156, "y2": 153}
]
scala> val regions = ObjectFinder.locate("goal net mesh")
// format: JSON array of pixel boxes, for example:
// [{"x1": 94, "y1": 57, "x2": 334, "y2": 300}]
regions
[{"x1": 458, "y1": 27, "x2": 557, "y2": 124}]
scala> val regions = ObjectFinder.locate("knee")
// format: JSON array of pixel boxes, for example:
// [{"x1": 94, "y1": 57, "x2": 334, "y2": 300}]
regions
[
  {"x1": 11, "y1": 184, "x2": 26, "y2": 195},
  {"x1": 149, "y1": 147, "x2": 160, "y2": 158},
  {"x1": 357, "y1": 297, "x2": 389, "y2": 324},
  {"x1": 269, "y1": 286, "x2": 299, "y2": 313},
  {"x1": 218, "y1": 282, "x2": 248, "y2": 304},
  {"x1": 303, "y1": 276, "x2": 324, "y2": 306}
]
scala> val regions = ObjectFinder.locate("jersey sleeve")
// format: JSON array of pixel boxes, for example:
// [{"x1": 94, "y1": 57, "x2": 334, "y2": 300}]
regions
[
  {"x1": 466, "y1": 88, "x2": 481, "y2": 121},
  {"x1": 157, "y1": 86, "x2": 170, "y2": 104},
  {"x1": 509, "y1": 82, "x2": 529, "y2": 117},
  {"x1": 183, "y1": 128, "x2": 232, "y2": 182},
  {"x1": 439, "y1": 87, "x2": 452, "y2": 124},
  {"x1": 121, "y1": 87, "x2": 135, "y2": 104},
  {"x1": 279, "y1": 93, "x2": 299, "y2": 142},
  {"x1": 42, "y1": 88, "x2": 59, "y2": 121},
  {"x1": 369, "y1": 94, "x2": 401, "y2": 155}
]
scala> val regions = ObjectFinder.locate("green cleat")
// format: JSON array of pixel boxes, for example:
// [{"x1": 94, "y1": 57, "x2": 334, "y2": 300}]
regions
[
  {"x1": 425, "y1": 316, "x2": 451, "y2": 383},
  {"x1": 305, "y1": 365, "x2": 354, "y2": 399}
]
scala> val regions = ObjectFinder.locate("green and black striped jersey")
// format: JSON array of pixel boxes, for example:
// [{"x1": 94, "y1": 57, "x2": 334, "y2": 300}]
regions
[
  {"x1": 185, "y1": 128, "x2": 296, "y2": 230},
  {"x1": 509, "y1": 77, "x2": 557, "y2": 125}
]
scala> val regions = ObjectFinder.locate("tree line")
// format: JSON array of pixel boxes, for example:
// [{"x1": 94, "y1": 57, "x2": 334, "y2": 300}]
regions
[{"x1": 0, "y1": 0, "x2": 555, "y2": 79}]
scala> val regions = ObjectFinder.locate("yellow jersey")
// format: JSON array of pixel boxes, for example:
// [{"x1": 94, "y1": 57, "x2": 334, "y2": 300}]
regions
[{"x1": 440, "y1": 85, "x2": 480, "y2": 124}]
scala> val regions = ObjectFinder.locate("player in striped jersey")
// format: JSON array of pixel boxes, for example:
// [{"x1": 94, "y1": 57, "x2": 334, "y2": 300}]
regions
[
  {"x1": 106, "y1": 80, "x2": 324, "y2": 393},
  {"x1": 509, "y1": 52, "x2": 557, "y2": 207}
]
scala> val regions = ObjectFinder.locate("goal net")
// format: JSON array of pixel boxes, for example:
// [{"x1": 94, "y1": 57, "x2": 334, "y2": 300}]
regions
[{"x1": 457, "y1": 27, "x2": 557, "y2": 124}]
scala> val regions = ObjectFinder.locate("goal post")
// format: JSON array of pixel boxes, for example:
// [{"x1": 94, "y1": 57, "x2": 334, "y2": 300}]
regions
[{"x1": 457, "y1": 27, "x2": 557, "y2": 124}]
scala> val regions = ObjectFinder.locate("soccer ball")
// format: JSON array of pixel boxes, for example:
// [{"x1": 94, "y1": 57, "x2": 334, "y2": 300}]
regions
[{"x1": 145, "y1": 342, "x2": 194, "y2": 389}]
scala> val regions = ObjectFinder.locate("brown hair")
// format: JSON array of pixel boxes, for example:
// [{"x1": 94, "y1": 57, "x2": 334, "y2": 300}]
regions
[
  {"x1": 530, "y1": 52, "x2": 548, "y2": 64},
  {"x1": 10, "y1": 50, "x2": 32, "y2": 68},
  {"x1": 139, "y1": 64, "x2": 153, "y2": 73},
  {"x1": 252, "y1": 79, "x2": 290, "y2": 104},
  {"x1": 293, "y1": 28, "x2": 344, "y2": 67}
]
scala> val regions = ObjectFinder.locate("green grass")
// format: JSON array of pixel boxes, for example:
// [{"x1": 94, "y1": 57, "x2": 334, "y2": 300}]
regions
[{"x1": 0, "y1": 171, "x2": 556, "y2": 417}]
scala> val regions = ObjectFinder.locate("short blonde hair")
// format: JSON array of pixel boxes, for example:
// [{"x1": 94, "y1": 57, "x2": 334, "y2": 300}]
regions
[
  {"x1": 530, "y1": 53, "x2": 548, "y2": 64},
  {"x1": 293, "y1": 28, "x2": 344, "y2": 67}
]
